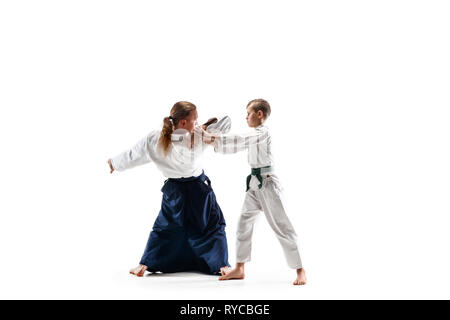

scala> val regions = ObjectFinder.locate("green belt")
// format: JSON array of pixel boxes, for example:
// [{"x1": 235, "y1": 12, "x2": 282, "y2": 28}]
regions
[{"x1": 246, "y1": 166, "x2": 272, "y2": 192}]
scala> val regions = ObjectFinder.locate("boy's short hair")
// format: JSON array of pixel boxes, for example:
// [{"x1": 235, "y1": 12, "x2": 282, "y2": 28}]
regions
[{"x1": 247, "y1": 99, "x2": 271, "y2": 119}]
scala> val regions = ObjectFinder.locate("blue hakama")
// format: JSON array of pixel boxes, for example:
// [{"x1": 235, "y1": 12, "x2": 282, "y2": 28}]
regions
[{"x1": 139, "y1": 172, "x2": 230, "y2": 274}]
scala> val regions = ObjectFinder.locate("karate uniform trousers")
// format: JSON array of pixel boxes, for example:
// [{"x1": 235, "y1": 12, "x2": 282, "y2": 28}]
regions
[{"x1": 236, "y1": 173, "x2": 303, "y2": 269}]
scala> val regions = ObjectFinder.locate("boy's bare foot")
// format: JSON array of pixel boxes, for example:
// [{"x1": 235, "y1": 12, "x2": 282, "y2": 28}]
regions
[
  {"x1": 293, "y1": 268, "x2": 307, "y2": 285},
  {"x1": 129, "y1": 264, "x2": 147, "y2": 277},
  {"x1": 219, "y1": 264, "x2": 245, "y2": 281},
  {"x1": 220, "y1": 266, "x2": 232, "y2": 276}
]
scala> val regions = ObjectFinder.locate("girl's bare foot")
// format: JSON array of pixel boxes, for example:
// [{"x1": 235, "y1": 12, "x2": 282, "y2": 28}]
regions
[
  {"x1": 220, "y1": 266, "x2": 232, "y2": 276},
  {"x1": 219, "y1": 263, "x2": 245, "y2": 281},
  {"x1": 129, "y1": 264, "x2": 147, "y2": 277},
  {"x1": 293, "y1": 268, "x2": 307, "y2": 285}
]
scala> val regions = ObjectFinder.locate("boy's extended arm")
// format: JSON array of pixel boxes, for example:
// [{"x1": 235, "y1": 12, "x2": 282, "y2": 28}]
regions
[
  {"x1": 212, "y1": 133, "x2": 248, "y2": 154},
  {"x1": 214, "y1": 130, "x2": 269, "y2": 155}
]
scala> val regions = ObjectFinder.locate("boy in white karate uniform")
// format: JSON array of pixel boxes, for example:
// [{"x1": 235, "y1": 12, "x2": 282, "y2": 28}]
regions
[{"x1": 207, "y1": 99, "x2": 306, "y2": 285}]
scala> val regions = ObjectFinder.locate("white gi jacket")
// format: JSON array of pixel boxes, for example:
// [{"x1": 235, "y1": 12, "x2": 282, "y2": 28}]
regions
[
  {"x1": 111, "y1": 116, "x2": 231, "y2": 178},
  {"x1": 213, "y1": 124, "x2": 273, "y2": 169}
]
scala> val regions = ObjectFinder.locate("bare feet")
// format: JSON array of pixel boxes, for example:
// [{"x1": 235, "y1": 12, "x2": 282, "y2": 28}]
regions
[
  {"x1": 220, "y1": 266, "x2": 232, "y2": 276},
  {"x1": 293, "y1": 268, "x2": 307, "y2": 285},
  {"x1": 219, "y1": 264, "x2": 245, "y2": 281},
  {"x1": 129, "y1": 264, "x2": 147, "y2": 277}
]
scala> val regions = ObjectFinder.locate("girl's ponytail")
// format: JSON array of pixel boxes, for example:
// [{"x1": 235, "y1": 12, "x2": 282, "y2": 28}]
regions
[
  {"x1": 158, "y1": 101, "x2": 196, "y2": 156},
  {"x1": 159, "y1": 116, "x2": 174, "y2": 156}
]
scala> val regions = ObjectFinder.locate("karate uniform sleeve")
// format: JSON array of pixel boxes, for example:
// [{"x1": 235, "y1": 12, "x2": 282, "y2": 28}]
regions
[
  {"x1": 213, "y1": 127, "x2": 271, "y2": 155},
  {"x1": 197, "y1": 116, "x2": 232, "y2": 149},
  {"x1": 110, "y1": 131, "x2": 158, "y2": 171},
  {"x1": 213, "y1": 131, "x2": 252, "y2": 154},
  {"x1": 205, "y1": 116, "x2": 231, "y2": 135}
]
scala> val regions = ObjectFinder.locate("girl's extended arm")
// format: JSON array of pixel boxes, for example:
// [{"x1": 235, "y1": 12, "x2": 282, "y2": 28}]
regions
[{"x1": 108, "y1": 131, "x2": 157, "y2": 172}]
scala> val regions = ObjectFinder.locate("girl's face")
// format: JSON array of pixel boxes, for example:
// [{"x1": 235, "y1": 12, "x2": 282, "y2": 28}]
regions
[
  {"x1": 246, "y1": 105, "x2": 263, "y2": 128},
  {"x1": 177, "y1": 109, "x2": 198, "y2": 133}
]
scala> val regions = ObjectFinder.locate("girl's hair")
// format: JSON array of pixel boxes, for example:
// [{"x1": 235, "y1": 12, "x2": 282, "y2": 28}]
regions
[
  {"x1": 158, "y1": 101, "x2": 197, "y2": 156},
  {"x1": 247, "y1": 98, "x2": 271, "y2": 119}
]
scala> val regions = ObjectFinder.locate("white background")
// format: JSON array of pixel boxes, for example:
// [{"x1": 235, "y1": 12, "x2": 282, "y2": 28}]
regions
[{"x1": 1, "y1": 0, "x2": 449, "y2": 299}]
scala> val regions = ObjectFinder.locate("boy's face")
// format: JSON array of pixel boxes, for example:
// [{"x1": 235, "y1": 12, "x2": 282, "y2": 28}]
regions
[{"x1": 246, "y1": 105, "x2": 264, "y2": 128}]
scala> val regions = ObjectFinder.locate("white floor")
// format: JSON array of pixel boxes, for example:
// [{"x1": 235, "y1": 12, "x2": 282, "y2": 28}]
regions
[
  {"x1": 3, "y1": 248, "x2": 450, "y2": 300},
  {"x1": 2, "y1": 267, "x2": 449, "y2": 300}
]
